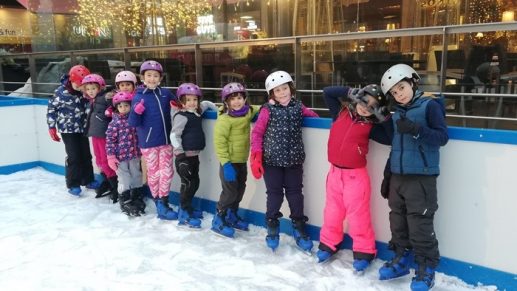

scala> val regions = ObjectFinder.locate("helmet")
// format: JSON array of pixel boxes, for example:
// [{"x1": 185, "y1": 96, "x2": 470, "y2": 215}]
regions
[
  {"x1": 139, "y1": 60, "x2": 163, "y2": 75},
  {"x1": 177, "y1": 83, "x2": 202, "y2": 98},
  {"x1": 265, "y1": 70, "x2": 293, "y2": 94},
  {"x1": 380, "y1": 64, "x2": 420, "y2": 96},
  {"x1": 363, "y1": 84, "x2": 387, "y2": 107},
  {"x1": 81, "y1": 73, "x2": 106, "y2": 88},
  {"x1": 69, "y1": 65, "x2": 90, "y2": 86},
  {"x1": 112, "y1": 91, "x2": 134, "y2": 106},
  {"x1": 115, "y1": 70, "x2": 137, "y2": 85},
  {"x1": 221, "y1": 82, "x2": 246, "y2": 101}
]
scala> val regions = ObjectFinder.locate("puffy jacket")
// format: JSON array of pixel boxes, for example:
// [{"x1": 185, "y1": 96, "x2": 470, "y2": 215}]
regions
[
  {"x1": 128, "y1": 86, "x2": 176, "y2": 149},
  {"x1": 214, "y1": 105, "x2": 260, "y2": 165},
  {"x1": 106, "y1": 113, "x2": 140, "y2": 161},
  {"x1": 86, "y1": 91, "x2": 111, "y2": 138},
  {"x1": 46, "y1": 75, "x2": 89, "y2": 133}
]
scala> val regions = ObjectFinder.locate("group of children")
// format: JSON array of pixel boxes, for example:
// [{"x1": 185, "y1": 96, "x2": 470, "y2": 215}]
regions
[{"x1": 46, "y1": 60, "x2": 447, "y2": 291}]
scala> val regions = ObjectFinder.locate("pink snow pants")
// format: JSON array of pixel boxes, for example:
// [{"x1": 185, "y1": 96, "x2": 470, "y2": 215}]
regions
[
  {"x1": 92, "y1": 137, "x2": 116, "y2": 178},
  {"x1": 319, "y1": 165, "x2": 376, "y2": 255},
  {"x1": 141, "y1": 145, "x2": 174, "y2": 199}
]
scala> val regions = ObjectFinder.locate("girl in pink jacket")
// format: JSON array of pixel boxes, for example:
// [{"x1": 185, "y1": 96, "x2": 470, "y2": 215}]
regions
[{"x1": 317, "y1": 84, "x2": 390, "y2": 273}]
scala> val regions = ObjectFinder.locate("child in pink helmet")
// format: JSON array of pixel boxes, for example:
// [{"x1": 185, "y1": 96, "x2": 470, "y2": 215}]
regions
[
  {"x1": 316, "y1": 84, "x2": 390, "y2": 274},
  {"x1": 169, "y1": 82, "x2": 217, "y2": 228},
  {"x1": 129, "y1": 60, "x2": 178, "y2": 220},
  {"x1": 81, "y1": 73, "x2": 118, "y2": 201},
  {"x1": 106, "y1": 91, "x2": 144, "y2": 216},
  {"x1": 211, "y1": 82, "x2": 260, "y2": 238},
  {"x1": 250, "y1": 70, "x2": 318, "y2": 252}
]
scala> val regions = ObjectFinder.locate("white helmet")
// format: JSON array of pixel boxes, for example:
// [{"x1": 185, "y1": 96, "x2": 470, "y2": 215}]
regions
[
  {"x1": 380, "y1": 64, "x2": 420, "y2": 95},
  {"x1": 265, "y1": 71, "x2": 293, "y2": 94}
]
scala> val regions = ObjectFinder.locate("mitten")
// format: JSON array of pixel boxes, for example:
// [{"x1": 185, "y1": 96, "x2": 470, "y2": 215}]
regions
[
  {"x1": 380, "y1": 158, "x2": 391, "y2": 199},
  {"x1": 222, "y1": 162, "x2": 236, "y2": 182},
  {"x1": 107, "y1": 155, "x2": 119, "y2": 171},
  {"x1": 134, "y1": 99, "x2": 145, "y2": 114},
  {"x1": 48, "y1": 128, "x2": 60, "y2": 142},
  {"x1": 105, "y1": 106, "x2": 113, "y2": 118},
  {"x1": 396, "y1": 117, "x2": 420, "y2": 135},
  {"x1": 250, "y1": 151, "x2": 264, "y2": 179}
]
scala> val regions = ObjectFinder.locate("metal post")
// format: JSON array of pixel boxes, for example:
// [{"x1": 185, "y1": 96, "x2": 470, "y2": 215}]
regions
[{"x1": 28, "y1": 55, "x2": 37, "y2": 97}]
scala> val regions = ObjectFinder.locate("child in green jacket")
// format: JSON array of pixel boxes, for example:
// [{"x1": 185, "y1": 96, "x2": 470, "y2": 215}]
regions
[{"x1": 212, "y1": 82, "x2": 260, "y2": 238}]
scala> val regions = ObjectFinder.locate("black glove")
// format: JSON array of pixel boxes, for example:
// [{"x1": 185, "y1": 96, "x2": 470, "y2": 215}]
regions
[
  {"x1": 396, "y1": 117, "x2": 420, "y2": 135},
  {"x1": 380, "y1": 158, "x2": 391, "y2": 199},
  {"x1": 347, "y1": 88, "x2": 365, "y2": 104}
]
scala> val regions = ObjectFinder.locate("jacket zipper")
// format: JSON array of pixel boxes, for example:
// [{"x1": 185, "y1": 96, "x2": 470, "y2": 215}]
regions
[
  {"x1": 153, "y1": 89, "x2": 169, "y2": 145},
  {"x1": 146, "y1": 127, "x2": 153, "y2": 143},
  {"x1": 418, "y1": 145, "x2": 429, "y2": 168}
]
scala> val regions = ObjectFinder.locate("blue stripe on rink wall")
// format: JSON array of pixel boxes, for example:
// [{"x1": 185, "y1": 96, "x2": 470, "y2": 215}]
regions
[{"x1": 0, "y1": 161, "x2": 515, "y2": 289}]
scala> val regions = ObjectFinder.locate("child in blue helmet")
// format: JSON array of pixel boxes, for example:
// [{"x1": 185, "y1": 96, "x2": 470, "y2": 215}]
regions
[
  {"x1": 170, "y1": 83, "x2": 217, "y2": 228},
  {"x1": 128, "y1": 60, "x2": 178, "y2": 220},
  {"x1": 378, "y1": 64, "x2": 448, "y2": 291},
  {"x1": 211, "y1": 82, "x2": 260, "y2": 238}
]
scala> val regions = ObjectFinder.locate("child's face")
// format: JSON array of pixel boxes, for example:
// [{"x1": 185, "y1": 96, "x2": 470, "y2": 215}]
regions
[
  {"x1": 142, "y1": 70, "x2": 162, "y2": 89},
  {"x1": 183, "y1": 95, "x2": 199, "y2": 111},
  {"x1": 71, "y1": 82, "x2": 82, "y2": 91},
  {"x1": 272, "y1": 83, "x2": 291, "y2": 103},
  {"x1": 83, "y1": 83, "x2": 100, "y2": 99},
  {"x1": 356, "y1": 95, "x2": 378, "y2": 117},
  {"x1": 389, "y1": 80, "x2": 413, "y2": 105},
  {"x1": 227, "y1": 94, "x2": 245, "y2": 111},
  {"x1": 117, "y1": 102, "x2": 131, "y2": 115},
  {"x1": 117, "y1": 81, "x2": 134, "y2": 93}
]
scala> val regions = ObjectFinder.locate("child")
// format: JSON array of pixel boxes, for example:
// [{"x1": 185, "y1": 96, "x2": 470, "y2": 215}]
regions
[
  {"x1": 128, "y1": 60, "x2": 178, "y2": 220},
  {"x1": 106, "y1": 91, "x2": 144, "y2": 216},
  {"x1": 377, "y1": 64, "x2": 448, "y2": 291},
  {"x1": 82, "y1": 73, "x2": 119, "y2": 202},
  {"x1": 170, "y1": 83, "x2": 217, "y2": 228},
  {"x1": 46, "y1": 65, "x2": 100, "y2": 196},
  {"x1": 211, "y1": 82, "x2": 260, "y2": 238},
  {"x1": 105, "y1": 70, "x2": 138, "y2": 118},
  {"x1": 316, "y1": 84, "x2": 390, "y2": 273},
  {"x1": 250, "y1": 70, "x2": 319, "y2": 252}
]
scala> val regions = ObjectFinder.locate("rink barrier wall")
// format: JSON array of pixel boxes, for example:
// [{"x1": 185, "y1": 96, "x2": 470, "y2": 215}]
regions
[{"x1": 1, "y1": 96, "x2": 517, "y2": 290}]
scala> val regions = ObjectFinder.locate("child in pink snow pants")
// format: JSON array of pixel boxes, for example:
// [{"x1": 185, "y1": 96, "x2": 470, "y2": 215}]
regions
[
  {"x1": 128, "y1": 60, "x2": 178, "y2": 220},
  {"x1": 316, "y1": 84, "x2": 391, "y2": 273}
]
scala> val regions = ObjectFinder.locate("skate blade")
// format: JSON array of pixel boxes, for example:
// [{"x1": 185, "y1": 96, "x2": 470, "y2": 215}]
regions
[
  {"x1": 94, "y1": 192, "x2": 110, "y2": 198},
  {"x1": 177, "y1": 223, "x2": 202, "y2": 230},
  {"x1": 210, "y1": 228, "x2": 235, "y2": 238},
  {"x1": 353, "y1": 270, "x2": 365, "y2": 276}
]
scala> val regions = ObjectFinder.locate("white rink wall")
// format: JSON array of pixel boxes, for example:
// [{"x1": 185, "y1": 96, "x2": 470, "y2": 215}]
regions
[{"x1": 1, "y1": 99, "x2": 516, "y2": 287}]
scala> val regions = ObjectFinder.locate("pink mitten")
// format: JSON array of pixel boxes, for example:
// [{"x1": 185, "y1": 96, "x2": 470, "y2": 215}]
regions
[{"x1": 107, "y1": 155, "x2": 119, "y2": 171}]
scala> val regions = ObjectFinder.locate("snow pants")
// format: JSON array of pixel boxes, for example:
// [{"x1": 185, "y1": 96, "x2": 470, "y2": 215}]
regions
[
  {"x1": 263, "y1": 164, "x2": 305, "y2": 220},
  {"x1": 319, "y1": 165, "x2": 376, "y2": 258},
  {"x1": 116, "y1": 158, "x2": 143, "y2": 193},
  {"x1": 175, "y1": 155, "x2": 200, "y2": 211},
  {"x1": 140, "y1": 145, "x2": 173, "y2": 199},
  {"x1": 217, "y1": 163, "x2": 247, "y2": 212},
  {"x1": 91, "y1": 136, "x2": 116, "y2": 178},
  {"x1": 62, "y1": 133, "x2": 95, "y2": 189}
]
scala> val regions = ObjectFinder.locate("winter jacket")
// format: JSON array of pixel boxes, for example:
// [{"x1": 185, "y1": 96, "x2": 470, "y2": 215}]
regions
[
  {"x1": 85, "y1": 91, "x2": 111, "y2": 138},
  {"x1": 214, "y1": 105, "x2": 260, "y2": 165},
  {"x1": 46, "y1": 75, "x2": 89, "y2": 133},
  {"x1": 327, "y1": 107, "x2": 373, "y2": 168},
  {"x1": 251, "y1": 99, "x2": 318, "y2": 167},
  {"x1": 106, "y1": 113, "x2": 140, "y2": 162},
  {"x1": 170, "y1": 101, "x2": 217, "y2": 155},
  {"x1": 128, "y1": 86, "x2": 176, "y2": 149},
  {"x1": 390, "y1": 91, "x2": 448, "y2": 175}
]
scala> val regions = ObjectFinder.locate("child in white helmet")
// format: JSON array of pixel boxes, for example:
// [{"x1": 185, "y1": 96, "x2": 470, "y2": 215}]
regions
[
  {"x1": 250, "y1": 70, "x2": 318, "y2": 252},
  {"x1": 377, "y1": 63, "x2": 448, "y2": 291},
  {"x1": 316, "y1": 84, "x2": 390, "y2": 274}
]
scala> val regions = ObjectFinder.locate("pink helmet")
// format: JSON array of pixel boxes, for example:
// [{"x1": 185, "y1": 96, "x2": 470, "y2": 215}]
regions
[
  {"x1": 81, "y1": 73, "x2": 106, "y2": 88},
  {"x1": 140, "y1": 60, "x2": 163, "y2": 75},
  {"x1": 115, "y1": 70, "x2": 137, "y2": 85},
  {"x1": 177, "y1": 83, "x2": 202, "y2": 98},
  {"x1": 112, "y1": 91, "x2": 134, "y2": 106},
  {"x1": 221, "y1": 82, "x2": 246, "y2": 101}
]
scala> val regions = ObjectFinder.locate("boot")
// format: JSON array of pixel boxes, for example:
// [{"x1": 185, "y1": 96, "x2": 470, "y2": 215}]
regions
[
  {"x1": 265, "y1": 218, "x2": 280, "y2": 251},
  {"x1": 130, "y1": 187, "x2": 146, "y2": 214},
  {"x1": 118, "y1": 190, "x2": 139, "y2": 216},
  {"x1": 316, "y1": 242, "x2": 337, "y2": 263},
  {"x1": 379, "y1": 249, "x2": 412, "y2": 280},
  {"x1": 225, "y1": 208, "x2": 249, "y2": 231},
  {"x1": 291, "y1": 217, "x2": 313, "y2": 252},
  {"x1": 211, "y1": 210, "x2": 235, "y2": 238},
  {"x1": 410, "y1": 264, "x2": 435, "y2": 291},
  {"x1": 95, "y1": 173, "x2": 111, "y2": 198},
  {"x1": 178, "y1": 208, "x2": 202, "y2": 228},
  {"x1": 107, "y1": 176, "x2": 118, "y2": 204},
  {"x1": 155, "y1": 196, "x2": 178, "y2": 220}
]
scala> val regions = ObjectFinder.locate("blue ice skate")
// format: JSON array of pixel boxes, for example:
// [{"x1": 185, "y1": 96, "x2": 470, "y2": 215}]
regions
[
  {"x1": 226, "y1": 209, "x2": 249, "y2": 231},
  {"x1": 68, "y1": 187, "x2": 81, "y2": 196},
  {"x1": 211, "y1": 211, "x2": 235, "y2": 238},
  {"x1": 379, "y1": 250, "x2": 412, "y2": 280},
  {"x1": 292, "y1": 218, "x2": 313, "y2": 252},
  {"x1": 266, "y1": 218, "x2": 280, "y2": 251},
  {"x1": 155, "y1": 197, "x2": 178, "y2": 220},
  {"x1": 410, "y1": 265, "x2": 435, "y2": 291},
  {"x1": 178, "y1": 208, "x2": 202, "y2": 228}
]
